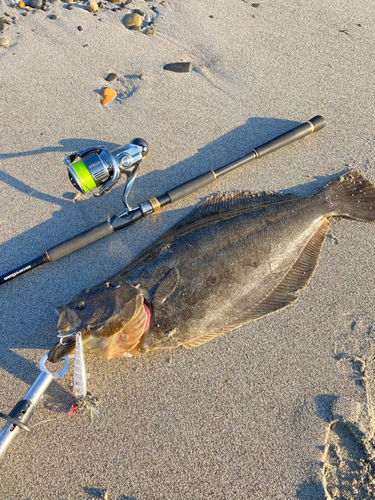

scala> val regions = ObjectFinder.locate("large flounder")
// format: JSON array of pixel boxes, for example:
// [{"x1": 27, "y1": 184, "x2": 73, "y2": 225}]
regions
[{"x1": 49, "y1": 171, "x2": 375, "y2": 362}]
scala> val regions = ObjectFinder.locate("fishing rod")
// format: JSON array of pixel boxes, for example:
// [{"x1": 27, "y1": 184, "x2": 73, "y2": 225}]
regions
[{"x1": 0, "y1": 116, "x2": 325, "y2": 286}]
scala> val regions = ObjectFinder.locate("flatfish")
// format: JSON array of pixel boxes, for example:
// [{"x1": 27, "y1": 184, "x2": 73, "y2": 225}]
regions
[{"x1": 48, "y1": 171, "x2": 375, "y2": 362}]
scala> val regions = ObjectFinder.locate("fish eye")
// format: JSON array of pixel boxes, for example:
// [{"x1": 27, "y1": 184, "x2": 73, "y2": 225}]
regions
[{"x1": 75, "y1": 300, "x2": 86, "y2": 310}]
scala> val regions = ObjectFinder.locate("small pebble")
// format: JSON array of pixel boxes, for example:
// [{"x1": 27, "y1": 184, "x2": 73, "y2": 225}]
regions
[
  {"x1": 161, "y1": 0, "x2": 167, "y2": 4},
  {"x1": 133, "y1": 8, "x2": 143, "y2": 15},
  {"x1": 77, "y1": 25, "x2": 83, "y2": 30},
  {"x1": 0, "y1": 20, "x2": 9, "y2": 31},
  {"x1": 21, "y1": 11, "x2": 27, "y2": 15},
  {"x1": 0, "y1": 37, "x2": 10, "y2": 47},
  {"x1": 49, "y1": 13, "x2": 57, "y2": 19},
  {"x1": 123, "y1": 12, "x2": 141, "y2": 27},
  {"x1": 145, "y1": 28, "x2": 154, "y2": 35},
  {"x1": 209, "y1": 14, "x2": 214, "y2": 18},
  {"x1": 105, "y1": 72, "x2": 118, "y2": 81},
  {"x1": 163, "y1": 62, "x2": 192, "y2": 73},
  {"x1": 27, "y1": 0, "x2": 42, "y2": 7},
  {"x1": 100, "y1": 87, "x2": 116, "y2": 105},
  {"x1": 68, "y1": 4, "x2": 74, "y2": 8},
  {"x1": 251, "y1": 2, "x2": 260, "y2": 6},
  {"x1": 87, "y1": 0, "x2": 98, "y2": 12},
  {"x1": 18, "y1": 1, "x2": 25, "y2": 6}
]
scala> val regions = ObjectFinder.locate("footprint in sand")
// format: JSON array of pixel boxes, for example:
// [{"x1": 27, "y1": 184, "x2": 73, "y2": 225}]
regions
[
  {"x1": 322, "y1": 358, "x2": 375, "y2": 499},
  {"x1": 115, "y1": 75, "x2": 144, "y2": 103}
]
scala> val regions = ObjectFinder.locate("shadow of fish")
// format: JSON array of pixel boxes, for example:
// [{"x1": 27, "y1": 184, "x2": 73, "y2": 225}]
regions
[{"x1": 48, "y1": 171, "x2": 375, "y2": 362}]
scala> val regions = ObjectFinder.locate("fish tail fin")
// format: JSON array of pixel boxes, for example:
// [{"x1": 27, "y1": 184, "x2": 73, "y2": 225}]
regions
[{"x1": 322, "y1": 171, "x2": 375, "y2": 221}]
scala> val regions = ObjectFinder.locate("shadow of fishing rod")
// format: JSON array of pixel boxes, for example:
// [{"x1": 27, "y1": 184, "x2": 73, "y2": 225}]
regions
[{"x1": 0, "y1": 115, "x2": 326, "y2": 287}]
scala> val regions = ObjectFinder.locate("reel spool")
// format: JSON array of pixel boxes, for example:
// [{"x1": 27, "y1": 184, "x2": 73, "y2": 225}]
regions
[{"x1": 64, "y1": 138, "x2": 148, "y2": 207}]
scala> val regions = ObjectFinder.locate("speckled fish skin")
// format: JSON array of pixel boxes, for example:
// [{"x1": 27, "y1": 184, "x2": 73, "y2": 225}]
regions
[{"x1": 48, "y1": 171, "x2": 375, "y2": 363}]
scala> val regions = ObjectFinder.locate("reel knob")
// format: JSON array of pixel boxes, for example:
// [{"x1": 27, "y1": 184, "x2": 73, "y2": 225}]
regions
[{"x1": 131, "y1": 138, "x2": 148, "y2": 157}]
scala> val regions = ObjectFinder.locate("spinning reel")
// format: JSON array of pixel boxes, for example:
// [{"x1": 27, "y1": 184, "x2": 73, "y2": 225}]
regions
[{"x1": 64, "y1": 138, "x2": 148, "y2": 211}]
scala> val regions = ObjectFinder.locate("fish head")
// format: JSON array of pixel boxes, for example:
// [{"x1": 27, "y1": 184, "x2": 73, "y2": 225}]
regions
[{"x1": 48, "y1": 280, "x2": 152, "y2": 362}]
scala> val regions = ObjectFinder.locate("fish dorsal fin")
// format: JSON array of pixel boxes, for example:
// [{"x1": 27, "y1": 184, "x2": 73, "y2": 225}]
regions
[
  {"x1": 166, "y1": 191, "x2": 301, "y2": 234},
  {"x1": 181, "y1": 218, "x2": 329, "y2": 349},
  {"x1": 123, "y1": 190, "x2": 302, "y2": 272},
  {"x1": 152, "y1": 268, "x2": 180, "y2": 305}
]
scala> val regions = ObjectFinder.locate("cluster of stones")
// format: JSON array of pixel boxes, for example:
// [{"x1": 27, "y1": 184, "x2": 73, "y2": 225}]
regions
[
  {"x1": 0, "y1": 0, "x2": 166, "y2": 48},
  {"x1": 0, "y1": 0, "x2": 52, "y2": 47}
]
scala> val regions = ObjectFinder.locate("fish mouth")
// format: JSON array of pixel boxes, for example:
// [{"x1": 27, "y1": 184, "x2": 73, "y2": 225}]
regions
[
  {"x1": 48, "y1": 337, "x2": 76, "y2": 363},
  {"x1": 56, "y1": 305, "x2": 82, "y2": 334},
  {"x1": 48, "y1": 305, "x2": 83, "y2": 363}
]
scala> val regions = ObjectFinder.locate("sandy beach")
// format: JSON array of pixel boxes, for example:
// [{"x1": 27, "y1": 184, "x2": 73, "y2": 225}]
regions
[{"x1": 1, "y1": 0, "x2": 375, "y2": 498}]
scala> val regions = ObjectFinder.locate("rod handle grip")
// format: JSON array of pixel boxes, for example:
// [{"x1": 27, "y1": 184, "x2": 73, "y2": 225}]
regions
[
  {"x1": 254, "y1": 115, "x2": 325, "y2": 159},
  {"x1": 47, "y1": 221, "x2": 114, "y2": 261}
]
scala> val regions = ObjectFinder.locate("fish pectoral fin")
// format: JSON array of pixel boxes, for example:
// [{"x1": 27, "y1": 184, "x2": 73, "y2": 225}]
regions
[{"x1": 152, "y1": 267, "x2": 180, "y2": 305}]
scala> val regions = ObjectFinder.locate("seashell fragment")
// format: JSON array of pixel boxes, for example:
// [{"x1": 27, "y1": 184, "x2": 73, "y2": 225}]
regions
[{"x1": 100, "y1": 87, "x2": 117, "y2": 105}]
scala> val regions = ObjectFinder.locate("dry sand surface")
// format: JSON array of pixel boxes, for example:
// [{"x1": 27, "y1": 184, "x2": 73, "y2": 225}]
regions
[{"x1": 1, "y1": 0, "x2": 375, "y2": 498}]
